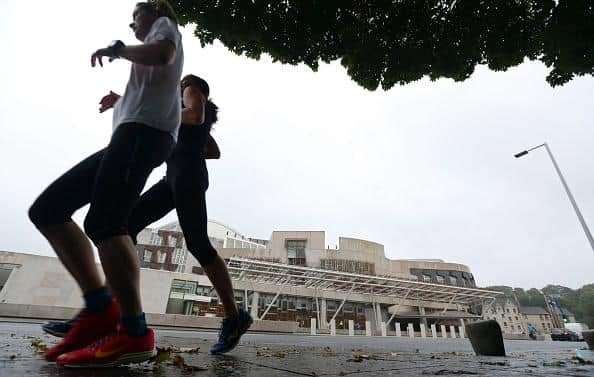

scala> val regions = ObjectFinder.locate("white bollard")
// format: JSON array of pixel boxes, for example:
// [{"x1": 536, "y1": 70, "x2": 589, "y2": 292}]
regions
[
  {"x1": 420, "y1": 323, "x2": 427, "y2": 338},
  {"x1": 408, "y1": 323, "x2": 414, "y2": 338},
  {"x1": 395, "y1": 322, "x2": 402, "y2": 337},
  {"x1": 458, "y1": 326, "x2": 465, "y2": 338},
  {"x1": 365, "y1": 321, "x2": 372, "y2": 336},
  {"x1": 311, "y1": 319, "x2": 316, "y2": 335},
  {"x1": 380, "y1": 322, "x2": 387, "y2": 337},
  {"x1": 450, "y1": 325, "x2": 456, "y2": 339},
  {"x1": 431, "y1": 324, "x2": 437, "y2": 339},
  {"x1": 441, "y1": 325, "x2": 448, "y2": 338},
  {"x1": 330, "y1": 319, "x2": 336, "y2": 336},
  {"x1": 348, "y1": 320, "x2": 354, "y2": 336}
]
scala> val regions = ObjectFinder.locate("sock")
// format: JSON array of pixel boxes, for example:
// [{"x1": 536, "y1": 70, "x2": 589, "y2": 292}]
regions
[
  {"x1": 82, "y1": 286, "x2": 112, "y2": 313},
  {"x1": 121, "y1": 313, "x2": 148, "y2": 336}
]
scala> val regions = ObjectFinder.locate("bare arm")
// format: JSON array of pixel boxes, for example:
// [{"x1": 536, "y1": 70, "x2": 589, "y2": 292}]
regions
[
  {"x1": 204, "y1": 134, "x2": 221, "y2": 159},
  {"x1": 181, "y1": 86, "x2": 205, "y2": 125},
  {"x1": 118, "y1": 39, "x2": 176, "y2": 66},
  {"x1": 91, "y1": 39, "x2": 176, "y2": 67}
]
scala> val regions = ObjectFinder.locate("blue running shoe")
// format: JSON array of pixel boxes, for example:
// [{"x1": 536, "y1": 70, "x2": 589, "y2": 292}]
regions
[
  {"x1": 42, "y1": 318, "x2": 75, "y2": 338},
  {"x1": 210, "y1": 309, "x2": 253, "y2": 354}
]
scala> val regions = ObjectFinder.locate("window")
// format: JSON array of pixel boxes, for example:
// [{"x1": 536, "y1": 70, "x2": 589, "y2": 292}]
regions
[
  {"x1": 150, "y1": 233, "x2": 162, "y2": 245},
  {"x1": 320, "y1": 259, "x2": 375, "y2": 275},
  {"x1": 422, "y1": 274, "x2": 431, "y2": 282},
  {"x1": 286, "y1": 240, "x2": 306, "y2": 265},
  {"x1": 448, "y1": 276, "x2": 457, "y2": 285},
  {"x1": 168, "y1": 236, "x2": 177, "y2": 247},
  {"x1": 172, "y1": 248, "x2": 185, "y2": 265},
  {"x1": 515, "y1": 316, "x2": 519, "y2": 321},
  {"x1": 504, "y1": 322, "x2": 508, "y2": 326},
  {"x1": 512, "y1": 308, "x2": 517, "y2": 314},
  {"x1": 157, "y1": 250, "x2": 166, "y2": 263},
  {"x1": 143, "y1": 250, "x2": 152, "y2": 262},
  {"x1": 506, "y1": 308, "x2": 510, "y2": 313},
  {"x1": 170, "y1": 279, "x2": 197, "y2": 294},
  {"x1": 436, "y1": 275, "x2": 445, "y2": 284},
  {"x1": 539, "y1": 315, "x2": 544, "y2": 320}
]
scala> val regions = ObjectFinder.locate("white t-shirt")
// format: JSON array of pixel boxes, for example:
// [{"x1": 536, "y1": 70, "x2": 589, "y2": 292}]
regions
[{"x1": 112, "y1": 17, "x2": 184, "y2": 141}]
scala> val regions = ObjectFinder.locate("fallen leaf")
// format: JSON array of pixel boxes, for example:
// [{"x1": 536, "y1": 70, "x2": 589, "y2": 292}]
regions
[
  {"x1": 172, "y1": 355, "x2": 185, "y2": 366},
  {"x1": 149, "y1": 347, "x2": 172, "y2": 364},
  {"x1": 30, "y1": 338, "x2": 47, "y2": 353},
  {"x1": 10, "y1": 355, "x2": 16, "y2": 360},
  {"x1": 388, "y1": 352, "x2": 397, "y2": 357},
  {"x1": 274, "y1": 351, "x2": 286, "y2": 358}
]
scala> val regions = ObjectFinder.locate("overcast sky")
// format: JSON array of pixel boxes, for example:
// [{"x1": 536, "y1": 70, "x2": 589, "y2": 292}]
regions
[{"x1": 1, "y1": 1, "x2": 593, "y2": 290}]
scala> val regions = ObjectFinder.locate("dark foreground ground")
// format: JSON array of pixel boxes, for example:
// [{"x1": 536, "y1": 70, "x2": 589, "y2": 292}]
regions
[{"x1": 0, "y1": 321, "x2": 592, "y2": 376}]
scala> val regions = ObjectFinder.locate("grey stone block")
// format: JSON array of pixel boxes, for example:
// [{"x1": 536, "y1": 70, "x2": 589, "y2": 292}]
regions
[{"x1": 465, "y1": 320, "x2": 506, "y2": 356}]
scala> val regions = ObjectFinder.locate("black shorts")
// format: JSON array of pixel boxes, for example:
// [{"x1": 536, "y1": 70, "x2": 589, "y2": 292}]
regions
[{"x1": 29, "y1": 123, "x2": 174, "y2": 244}]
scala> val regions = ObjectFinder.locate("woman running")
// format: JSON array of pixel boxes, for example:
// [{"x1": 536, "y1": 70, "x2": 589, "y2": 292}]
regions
[{"x1": 42, "y1": 75, "x2": 252, "y2": 356}]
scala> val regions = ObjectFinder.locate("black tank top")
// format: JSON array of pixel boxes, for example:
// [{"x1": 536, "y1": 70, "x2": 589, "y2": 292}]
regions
[{"x1": 166, "y1": 122, "x2": 213, "y2": 190}]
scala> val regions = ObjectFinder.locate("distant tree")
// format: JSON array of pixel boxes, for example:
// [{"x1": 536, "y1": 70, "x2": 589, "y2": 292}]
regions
[
  {"x1": 172, "y1": 0, "x2": 593, "y2": 90},
  {"x1": 557, "y1": 284, "x2": 594, "y2": 328}
]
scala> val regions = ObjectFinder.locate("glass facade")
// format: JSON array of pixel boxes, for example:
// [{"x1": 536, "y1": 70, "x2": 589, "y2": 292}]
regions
[
  {"x1": 165, "y1": 279, "x2": 372, "y2": 329},
  {"x1": 286, "y1": 240, "x2": 306, "y2": 265}
]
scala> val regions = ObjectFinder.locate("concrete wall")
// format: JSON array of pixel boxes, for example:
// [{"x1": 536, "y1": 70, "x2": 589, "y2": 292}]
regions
[
  {"x1": 270, "y1": 231, "x2": 325, "y2": 264},
  {"x1": 0, "y1": 252, "x2": 198, "y2": 314}
]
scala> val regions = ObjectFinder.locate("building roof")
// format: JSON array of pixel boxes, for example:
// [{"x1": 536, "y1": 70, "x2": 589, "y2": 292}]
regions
[
  {"x1": 227, "y1": 257, "x2": 502, "y2": 305},
  {"x1": 560, "y1": 307, "x2": 574, "y2": 316},
  {"x1": 520, "y1": 306, "x2": 549, "y2": 315}
]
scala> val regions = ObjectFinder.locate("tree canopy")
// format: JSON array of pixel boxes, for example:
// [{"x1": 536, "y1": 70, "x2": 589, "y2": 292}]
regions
[
  {"x1": 171, "y1": 0, "x2": 593, "y2": 90},
  {"x1": 487, "y1": 284, "x2": 594, "y2": 328}
]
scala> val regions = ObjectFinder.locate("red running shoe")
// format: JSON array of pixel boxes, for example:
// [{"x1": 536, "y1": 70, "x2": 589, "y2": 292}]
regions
[
  {"x1": 56, "y1": 326, "x2": 154, "y2": 368},
  {"x1": 44, "y1": 299, "x2": 120, "y2": 361}
]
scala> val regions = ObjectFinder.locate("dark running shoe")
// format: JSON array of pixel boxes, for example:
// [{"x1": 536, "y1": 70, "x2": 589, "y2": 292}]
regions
[
  {"x1": 210, "y1": 308, "x2": 253, "y2": 354},
  {"x1": 42, "y1": 318, "x2": 76, "y2": 338}
]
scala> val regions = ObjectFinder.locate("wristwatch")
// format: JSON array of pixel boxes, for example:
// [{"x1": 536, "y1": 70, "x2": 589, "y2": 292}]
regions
[{"x1": 107, "y1": 40, "x2": 125, "y2": 58}]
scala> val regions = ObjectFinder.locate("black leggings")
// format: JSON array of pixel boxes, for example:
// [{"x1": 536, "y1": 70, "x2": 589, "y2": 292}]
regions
[
  {"x1": 129, "y1": 175, "x2": 217, "y2": 267},
  {"x1": 129, "y1": 125, "x2": 218, "y2": 266},
  {"x1": 29, "y1": 123, "x2": 174, "y2": 244}
]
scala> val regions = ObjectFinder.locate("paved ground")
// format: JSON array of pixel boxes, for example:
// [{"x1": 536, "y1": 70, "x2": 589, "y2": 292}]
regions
[{"x1": 0, "y1": 322, "x2": 593, "y2": 376}]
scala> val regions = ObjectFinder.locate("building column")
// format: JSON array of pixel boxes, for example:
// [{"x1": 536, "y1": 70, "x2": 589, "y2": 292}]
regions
[
  {"x1": 419, "y1": 306, "x2": 428, "y2": 329},
  {"x1": 375, "y1": 302, "x2": 383, "y2": 332},
  {"x1": 250, "y1": 291, "x2": 260, "y2": 319},
  {"x1": 320, "y1": 298, "x2": 328, "y2": 329}
]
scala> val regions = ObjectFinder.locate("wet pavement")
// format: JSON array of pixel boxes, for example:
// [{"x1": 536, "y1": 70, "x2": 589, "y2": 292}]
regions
[{"x1": 0, "y1": 321, "x2": 593, "y2": 376}]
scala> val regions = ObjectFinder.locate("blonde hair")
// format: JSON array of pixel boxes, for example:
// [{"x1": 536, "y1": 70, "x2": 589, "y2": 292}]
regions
[{"x1": 136, "y1": 0, "x2": 178, "y2": 24}]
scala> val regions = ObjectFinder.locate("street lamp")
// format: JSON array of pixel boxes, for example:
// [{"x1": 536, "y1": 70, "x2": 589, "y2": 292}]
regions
[{"x1": 514, "y1": 143, "x2": 594, "y2": 254}]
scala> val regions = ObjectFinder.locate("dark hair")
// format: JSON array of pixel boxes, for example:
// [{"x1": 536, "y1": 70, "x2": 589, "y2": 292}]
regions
[
  {"x1": 181, "y1": 74, "x2": 209, "y2": 98},
  {"x1": 205, "y1": 100, "x2": 219, "y2": 125},
  {"x1": 136, "y1": 0, "x2": 178, "y2": 24},
  {"x1": 180, "y1": 74, "x2": 218, "y2": 126}
]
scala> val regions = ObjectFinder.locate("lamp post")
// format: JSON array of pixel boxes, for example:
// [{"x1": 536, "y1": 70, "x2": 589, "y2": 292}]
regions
[{"x1": 514, "y1": 143, "x2": 594, "y2": 254}]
